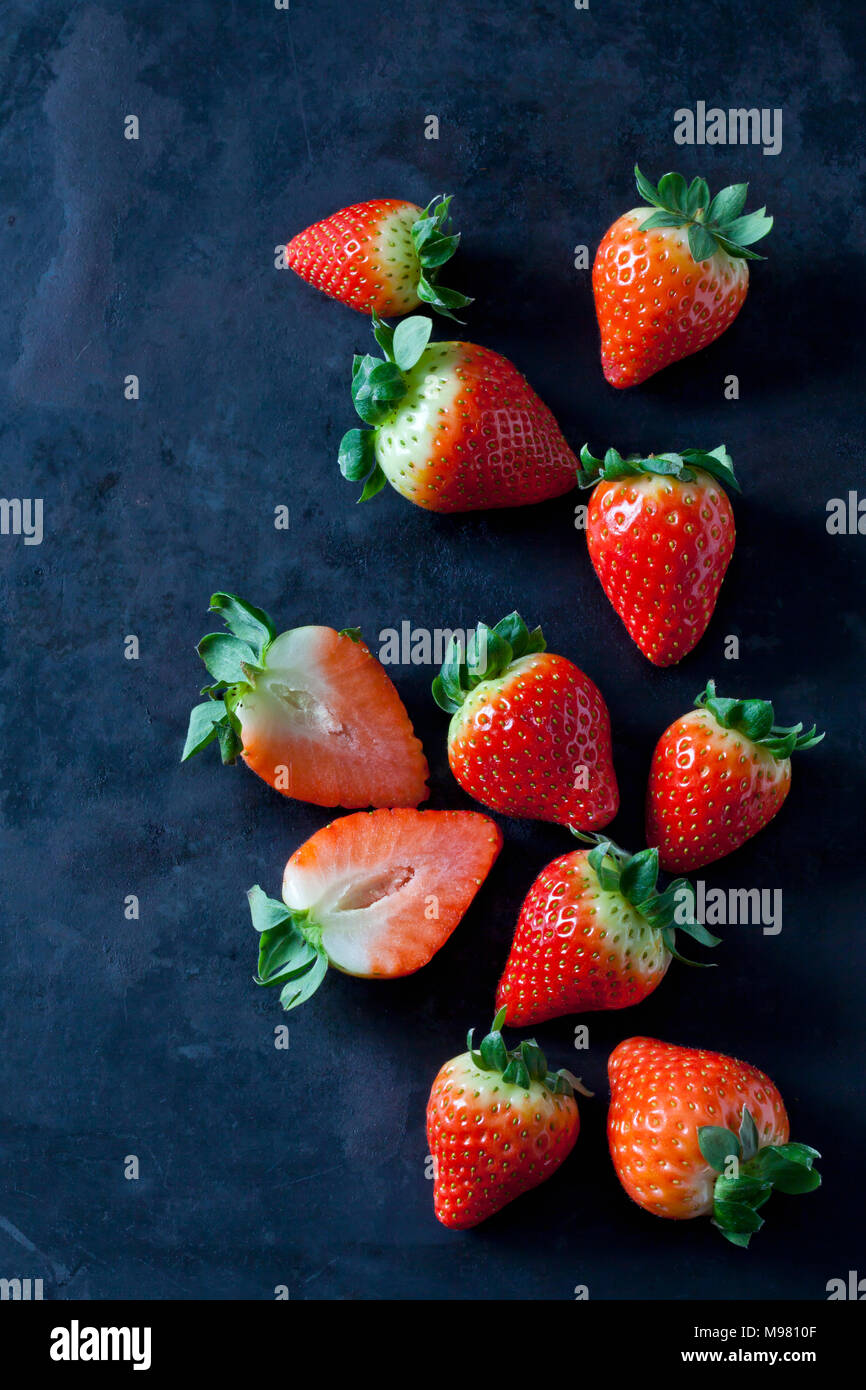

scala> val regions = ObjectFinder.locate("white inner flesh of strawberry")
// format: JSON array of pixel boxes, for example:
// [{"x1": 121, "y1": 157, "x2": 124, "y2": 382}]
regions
[
  {"x1": 237, "y1": 629, "x2": 349, "y2": 745},
  {"x1": 283, "y1": 858, "x2": 424, "y2": 977}
]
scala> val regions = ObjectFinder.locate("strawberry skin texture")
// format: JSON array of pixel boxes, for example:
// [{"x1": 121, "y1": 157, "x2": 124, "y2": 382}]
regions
[
  {"x1": 496, "y1": 850, "x2": 670, "y2": 1026},
  {"x1": 593, "y1": 211, "x2": 749, "y2": 389},
  {"x1": 647, "y1": 708, "x2": 792, "y2": 872},
  {"x1": 608, "y1": 1037, "x2": 789, "y2": 1220},
  {"x1": 447, "y1": 653, "x2": 619, "y2": 829},
  {"x1": 287, "y1": 199, "x2": 423, "y2": 316},
  {"x1": 427, "y1": 1052, "x2": 579, "y2": 1228},
  {"x1": 586, "y1": 469, "x2": 735, "y2": 666},
  {"x1": 375, "y1": 341, "x2": 578, "y2": 511}
]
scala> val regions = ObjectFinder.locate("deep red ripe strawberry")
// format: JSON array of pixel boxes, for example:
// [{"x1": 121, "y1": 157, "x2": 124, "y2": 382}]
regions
[
  {"x1": 593, "y1": 167, "x2": 772, "y2": 388},
  {"x1": 432, "y1": 612, "x2": 619, "y2": 830},
  {"x1": 647, "y1": 680, "x2": 824, "y2": 872},
  {"x1": 608, "y1": 1037, "x2": 821, "y2": 1246},
  {"x1": 286, "y1": 195, "x2": 471, "y2": 319},
  {"x1": 427, "y1": 1008, "x2": 583, "y2": 1229},
  {"x1": 182, "y1": 592, "x2": 428, "y2": 809},
  {"x1": 249, "y1": 808, "x2": 502, "y2": 1011},
  {"x1": 579, "y1": 444, "x2": 738, "y2": 666},
  {"x1": 339, "y1": 315, "x2": 578, "y2": 512},
  {"x1": 496, "y1": 836, "x2": 718, "y2": 1026}
]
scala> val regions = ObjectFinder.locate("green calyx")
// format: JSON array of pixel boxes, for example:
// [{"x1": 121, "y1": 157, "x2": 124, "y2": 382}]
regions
[
  {"x1": 248, "y1": 884, "x2": 329, "y2": 1012},
  {"x1": 431, "y1": 610, "x2": 546, "y2": 714},
  {"x1": 577, "y1": 443, "x2": 740, "y2": 494},
  {"x1": 338, "y1": 312, "x2": 438, "y2": 503},
  {"x1": 572, "y1": 832, "x2": 721, "y2": 966},
  {"x1": 181, "y1": 592, "x2": 278, "y2": 766},
  {"x1": 695, "y1": 680, "x2": 825, "y2": 760},
  {"x1": 633, "y1": 165, "x2": 773, "y2": 263},
  {"x1": 410, "y1": 194, "x2": 473, "y2": 320},
  {"x1": 467, "y1": 1007, "x2": 577, "y2": 1095},
  {"x1": 698, "y1": 1107, "x2": 821, "y2": 1248}
]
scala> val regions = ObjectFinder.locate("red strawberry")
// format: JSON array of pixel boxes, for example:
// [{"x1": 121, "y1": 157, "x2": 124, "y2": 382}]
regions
[
  {"x1": 608, "y1": 1037, "x2": 821, "y2": 1246},
  {"x1": 427, "y1": 1007, "x2": 583, "y2": 1228},
  {"x1": 495, "y1": 836, "x2": 718, "y2": 1026},
  {"x1": 338, "y1": 315, "x2": 578, "y2": 512},
  {"x1": 250, "y1": 808, "x2": 502, "y2": 1009},
  {"x1": 432, "y1": 612, "x2": 618, "y2": 830},
  {"x1": 182, "y1": 593, "x2": 428, "y2": 809},
  {"x1": 286, "y1": 195, "x2": 471, "y2": 319},
  {"x1": 647, "y1": 680, "x2": 824, "y2": 872},
  {"x1": 579, "y1": 443, "x2": 738, "y2": 666},
  {"x1": 593, "y1": 167, "x2": 772, "y2": 388}
]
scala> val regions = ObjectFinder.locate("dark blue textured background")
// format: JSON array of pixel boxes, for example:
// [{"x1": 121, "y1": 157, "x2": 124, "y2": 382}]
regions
[{"x1": 2, "y1": 0, "x2": 864, "y2": 1300}]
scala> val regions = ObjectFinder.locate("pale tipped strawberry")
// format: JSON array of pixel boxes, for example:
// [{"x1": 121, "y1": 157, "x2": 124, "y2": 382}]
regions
[
  {"x1": 608, "y1": 1037, "x2": 821, "y2": 1246},
  {"x1": 249, "y1": 808, "x2": 502, "y2": 1010},
  {"x1": 579, "y1": 443, "x2": 739, "y2": 666},
  {"x1": 427, "y1": 1007, "x2": 583, "y2": 1229},
  {"x1": 338, "y1": 315, "x2": 578, "y2": 512},
  {"x1": 182, "y1": 593, "x2": 428, "y2": 809},
  {"x1": 647, "y1": 680, "x2": 824, "y2": 872},
  {"x1": 593, "y1": 166, "x2": 773, "y2": 388},
  {"x1": 285, "y1": 195, "x2": 471, "y2": 319},
  {"x1": 432, "y1": 611, "x2": 618, "y2": 830},
  {"x1": 495, "y1": 835, "x2": 719, "y2": 1027}
]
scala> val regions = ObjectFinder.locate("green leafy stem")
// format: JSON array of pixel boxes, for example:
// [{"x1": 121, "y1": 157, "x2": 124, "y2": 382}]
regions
[
  {"x1": 410, "y1": 194, "x2": 473, "y2": 320},
  {"x1": 431, "y1": 610, "x2": 546, "y2": 714},
  {"x1": 695, "y1": 680, "x2": 825, "y2": 759},
  {"x1": 181, "y1": 592, "x2": 278, "y2": 766},
  {"x1": 633, "y1": 165, "x2": 773, "y2": 263},
  {"x1": 468, "y1": 1007, "x2": 589, "y2": 1096},
  {"x1": 577, "y1": 443, "x2": 740, "y2": 494},
  {"x1": 571, "y1": 832, "x2": 721, "y2": 966},
  {"x1": 698, "y1": 1107, "x2": 821, "y2": 1247},
  {"x1": 248, "y1": 884, "x2": 329, "y2": 1013},
  {"x1": 337, "y1": 312, "x2": 437, "y2": 503}
]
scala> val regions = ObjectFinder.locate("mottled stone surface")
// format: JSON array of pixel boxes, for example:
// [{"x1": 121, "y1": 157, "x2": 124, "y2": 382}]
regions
[{"x1": 1, "y1": 0, "x2": 864, "y2": 1299}]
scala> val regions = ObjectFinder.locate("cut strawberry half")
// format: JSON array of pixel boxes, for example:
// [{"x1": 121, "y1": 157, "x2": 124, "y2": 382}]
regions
[
  {"x1": 249, "y1": 808, "x2": 503, "y2": 1009},
  {"x1": 182, "y1": 593, "x2": 428, "y2": 809}
]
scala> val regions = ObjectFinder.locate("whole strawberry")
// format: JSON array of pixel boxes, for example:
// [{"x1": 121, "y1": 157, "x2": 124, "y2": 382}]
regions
[
  {"x1": 594, "y1": 167, "x2": 772, "y2": 388},
  {"x1": 496, "y1": 835, "x2": 719, "y2": 1026},
  {"x1": 339, "y1": 315, "x2": 578, "y2": 512},
  {"x1": 432, "y1": 611, "x2": 618, "y2": 830},
  {"x1": 647, "y1": 680, "x2": 824, "y2": 872},
  {"x1": 427, "y1": 1008, "x2": 582, "y2": 1229},
  {"x1": 579, "y1": 443, "x2": 738, "y2": 666},
  {"x1": 608, "y1": 1037, "x2": 821, "y2": 1246},
  {"x1": 286, "y1": 195, "x2": 471, "y2": 319}
]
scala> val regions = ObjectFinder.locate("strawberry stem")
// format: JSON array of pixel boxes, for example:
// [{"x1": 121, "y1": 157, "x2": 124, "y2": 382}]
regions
[
  {"x1": 695, "y1": 680, "x2": 825, "y2": 759},
  {"x1": 698, "y1": 1107, "x2": 822, "y2": 1247},
  {"x1": 466, "y1": 1010, "x2": 576, "y2": 1096},
  {"x1": 633, "y1": 165, "x2": 773, "y2": 263},
  {"x1": 577, "y1": 443, "x2": 740, "y2": 494}
]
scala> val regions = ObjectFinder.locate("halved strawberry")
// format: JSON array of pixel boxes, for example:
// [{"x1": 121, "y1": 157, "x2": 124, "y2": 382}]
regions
[
  {"x1": 182, "y1": 593, "x2": 428, "y2": 809},
  {"x1": 338, "y1": 315, "x2": 578, "y2": 512},
  {"x1": 286, "y1": 195, "x2": 471, "y2": 319},
  {"x1": 249, "y1": 808, "x2": 503, "y2": 1009}
]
